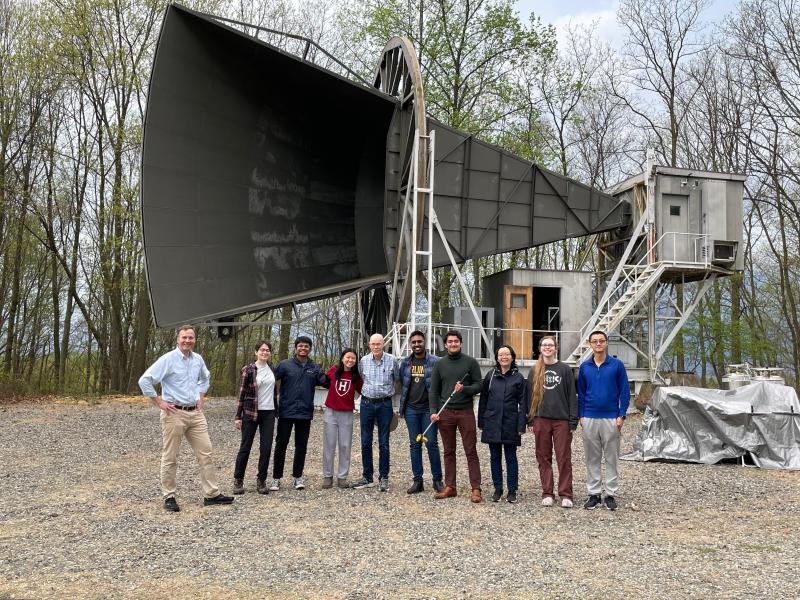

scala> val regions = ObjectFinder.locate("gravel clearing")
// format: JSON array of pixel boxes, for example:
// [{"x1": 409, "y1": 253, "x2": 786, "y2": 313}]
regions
[{"x1": 1, "y1": 397, "x2": 798, "y2": 599}]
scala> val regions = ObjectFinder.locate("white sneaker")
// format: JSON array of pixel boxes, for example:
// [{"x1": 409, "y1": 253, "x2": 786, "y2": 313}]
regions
[
  {"x1": 269, "y1": 478, "x2": 280, "y2": 491},
  {"x1": 541, "y1": 496, "x2": 554, "y2": 507},
  {"x1": 293, "y1": 477, "x2": 305, "y2": 490},
  {"x1": 561, "y1": 498, "x2": 574, "y2": 508}
]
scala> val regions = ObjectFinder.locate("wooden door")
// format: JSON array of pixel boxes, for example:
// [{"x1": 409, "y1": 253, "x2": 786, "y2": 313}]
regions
[{"x1": 504, "y1": 285, "x2": 533, "y2": 359}]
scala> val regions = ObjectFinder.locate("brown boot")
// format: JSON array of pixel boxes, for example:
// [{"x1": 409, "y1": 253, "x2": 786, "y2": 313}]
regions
[
  {"x1": 433, "y1": 486, "x2": 457, "y2": 500},
  {"x1": 470, "y1": 488, "x2": 482, "y2": 503},
  {"x1": 233, "y1": 478, "x2": 245, "y2": 495},
  {"x1": 256, "y1": 479, "x2": 268, "y2": 494}
]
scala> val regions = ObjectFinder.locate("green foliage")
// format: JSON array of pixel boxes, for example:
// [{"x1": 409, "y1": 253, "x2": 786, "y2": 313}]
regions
[{"x1": 343, "y1": 0, "x2": 555, "y2": 137}]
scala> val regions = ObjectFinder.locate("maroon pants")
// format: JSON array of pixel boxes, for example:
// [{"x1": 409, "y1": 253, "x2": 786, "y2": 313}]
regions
[
  {"x1": 438, "y1": 407, "x2": 481, "y2": 490},
  {"x1": 532, "y1": 417, "x2": 573, "y2": 500}
]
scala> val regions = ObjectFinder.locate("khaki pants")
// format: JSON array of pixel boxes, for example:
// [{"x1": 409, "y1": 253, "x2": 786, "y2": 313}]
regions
[{"x1": 160, "y1": 409, "x2": 220, "y2": 499}]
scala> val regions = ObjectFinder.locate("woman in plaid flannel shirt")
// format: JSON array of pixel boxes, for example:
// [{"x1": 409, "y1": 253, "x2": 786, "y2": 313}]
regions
[{"x1": 232, "y1": 340, "x2": 277, "y2": 494}]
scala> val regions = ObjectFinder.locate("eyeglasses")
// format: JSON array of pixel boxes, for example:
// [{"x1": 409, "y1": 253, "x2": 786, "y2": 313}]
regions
[
  {"x1": 589, "y1": 339, "x2": 607, "y2": 345},
  {"x1": 540, "y1": 343, "x2": 555, "y2": 348}
]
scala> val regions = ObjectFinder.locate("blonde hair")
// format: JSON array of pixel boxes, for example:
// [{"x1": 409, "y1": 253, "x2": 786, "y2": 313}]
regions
[{"x1": 528, "y1": 336, "x2": 558, "y2": 422}]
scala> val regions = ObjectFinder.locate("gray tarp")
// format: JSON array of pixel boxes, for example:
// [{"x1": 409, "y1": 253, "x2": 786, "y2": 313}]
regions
[{"x1": 622, "y1": 382, "x2": 800, "y2": 470}]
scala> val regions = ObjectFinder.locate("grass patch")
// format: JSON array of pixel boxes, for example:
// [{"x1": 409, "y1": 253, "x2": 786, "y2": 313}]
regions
[{"x1": 742, "y1": 543, "x2": 781, "y2": 553}]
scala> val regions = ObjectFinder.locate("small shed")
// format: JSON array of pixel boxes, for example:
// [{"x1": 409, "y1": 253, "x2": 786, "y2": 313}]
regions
[{"x1": 482, "y1": 269, "x2": 592, "y2": 360}]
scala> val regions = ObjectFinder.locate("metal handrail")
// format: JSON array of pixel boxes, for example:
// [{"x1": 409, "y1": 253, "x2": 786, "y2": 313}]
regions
[{"x1": 388, "y1": 321, "x2": 581, "y2": 361}]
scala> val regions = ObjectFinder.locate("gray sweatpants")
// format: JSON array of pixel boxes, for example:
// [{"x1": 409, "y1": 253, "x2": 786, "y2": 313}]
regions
[
  {"x1": 322, "y1": 407, "x2": 354, "y2": 479},
  {"x1": 582, "y1": 418, "x2": 621, "y2": 496}
]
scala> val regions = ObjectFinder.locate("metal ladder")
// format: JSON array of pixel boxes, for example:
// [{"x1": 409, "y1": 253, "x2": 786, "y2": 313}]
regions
[{"x1": 387, "y1": 129, "x2": 436, "y2": 357}]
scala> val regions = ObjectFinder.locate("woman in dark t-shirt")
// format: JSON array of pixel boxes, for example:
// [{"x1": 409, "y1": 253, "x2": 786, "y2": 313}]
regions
[{"x1": 527, "y1": 335, "x2": 578, "y2": 508}]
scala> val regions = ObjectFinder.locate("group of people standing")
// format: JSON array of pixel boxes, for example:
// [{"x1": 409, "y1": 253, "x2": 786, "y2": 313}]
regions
[{"x1": 139, "y1": 325, "x2": 630, "y2": 513}]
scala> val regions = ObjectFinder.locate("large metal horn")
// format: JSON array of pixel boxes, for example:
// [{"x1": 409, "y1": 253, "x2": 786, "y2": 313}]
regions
[{"x1": 141, "y1": 4, "x2": 630, "y2": 327}]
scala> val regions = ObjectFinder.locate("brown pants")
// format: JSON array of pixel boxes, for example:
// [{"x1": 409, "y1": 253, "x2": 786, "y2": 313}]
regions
[
  {"x1": 438, "y1": 407, "x2": 481, "y2": 490},
  {"x1": 532, "y1": 417, "x2": 573, "y2": 500},
  {"x1": 160, "y1": 409, "x2": 220, "y2": 499}
]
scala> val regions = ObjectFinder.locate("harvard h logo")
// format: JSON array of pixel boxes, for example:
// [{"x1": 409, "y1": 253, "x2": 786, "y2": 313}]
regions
[{"x1": 336, "y1": 379, "x2": 351, "y2": 396}]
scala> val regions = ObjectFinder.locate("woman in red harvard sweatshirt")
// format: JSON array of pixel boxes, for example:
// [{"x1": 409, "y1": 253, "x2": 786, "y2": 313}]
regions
[{"x1": 322, "y1": 348, "x2": 363, "y2": 488}]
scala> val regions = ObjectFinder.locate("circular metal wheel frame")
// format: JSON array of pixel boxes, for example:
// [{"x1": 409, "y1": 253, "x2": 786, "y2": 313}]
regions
[{"x1": 373, "y1": 37, "x2": 427, "y2": 323}]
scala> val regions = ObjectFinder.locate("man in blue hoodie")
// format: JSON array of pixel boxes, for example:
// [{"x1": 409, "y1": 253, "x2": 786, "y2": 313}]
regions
[{"x1": 577, "y1": 330, "x2": 630, "y2": 511}]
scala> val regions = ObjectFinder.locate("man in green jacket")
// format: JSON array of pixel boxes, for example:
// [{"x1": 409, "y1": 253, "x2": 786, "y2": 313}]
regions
[{"x1": 429, "y1": 330, "x2": 484, "y2": 502}]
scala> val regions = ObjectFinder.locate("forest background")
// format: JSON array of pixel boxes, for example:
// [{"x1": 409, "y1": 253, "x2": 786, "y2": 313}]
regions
[{"x1": 0, "y1": 0, "x2": 797, "y2": 397}]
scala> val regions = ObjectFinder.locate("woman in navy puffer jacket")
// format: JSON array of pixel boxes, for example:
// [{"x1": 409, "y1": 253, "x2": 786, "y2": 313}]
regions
[{"x1": 478, "y1": 344, "x2": 529, "y2": 504}]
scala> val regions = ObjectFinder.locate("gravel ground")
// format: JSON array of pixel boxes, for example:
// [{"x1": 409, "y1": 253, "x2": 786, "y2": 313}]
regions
[{"x1": 0, "y1": 397, "x2": 798, "y2": 600}]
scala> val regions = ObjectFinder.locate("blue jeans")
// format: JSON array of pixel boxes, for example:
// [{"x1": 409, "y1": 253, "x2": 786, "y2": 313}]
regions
[
  {"x1": 404, "y1": 406, "x2": 443, "y2": 482},
  {"x1": 489, "y1": 443, "x2": 518, "y2": 492},
  {"x1": 359, "y1": 398, "x2": 393, "y2": 480}
]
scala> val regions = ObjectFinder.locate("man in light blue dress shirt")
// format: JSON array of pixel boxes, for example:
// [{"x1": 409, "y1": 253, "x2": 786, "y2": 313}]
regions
[
  {"x1": 139, "y1": 325, "x2": 234, "y2": 512},
  {"x1": 351, "y1": 333, "x2": 398, "y2": 492}
]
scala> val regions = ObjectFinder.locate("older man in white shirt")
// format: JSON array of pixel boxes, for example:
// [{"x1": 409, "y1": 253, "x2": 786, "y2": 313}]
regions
[{"x1": 139, "y1": 325, "x2": 233, "y2": 512}]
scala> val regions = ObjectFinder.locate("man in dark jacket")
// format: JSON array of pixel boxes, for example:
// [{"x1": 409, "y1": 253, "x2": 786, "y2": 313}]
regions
[
  {"x1": 398, "y1": 330, "x2": 443, "y2": 494},
  {"x1": 270, "y1": 336, "x2": 328, "y2": 491},
  {"x1": 429, "y1": 330, "x2": 484, "y2": 502}
]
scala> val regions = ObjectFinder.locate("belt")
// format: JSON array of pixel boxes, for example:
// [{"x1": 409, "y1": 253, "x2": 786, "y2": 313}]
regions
[
  {"x1": 361, "y1": 396, "x2": 392, "y2": 403},
  {"x1": 172, "y1": 404, "x2": 197, "y2": 411}
]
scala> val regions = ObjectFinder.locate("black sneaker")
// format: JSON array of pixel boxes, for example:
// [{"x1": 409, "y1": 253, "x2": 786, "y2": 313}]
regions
[
  {"x1": 203, "y1": 494, "x2": 234, "y2": 506},
  {"x1": 432, "y1": 480, "x2": 445, "y2": 493},
  {"x1": 164, "y1": 497, "x2": 180, "y2": 512},
  {"x1": 583, "y1": 494, "x2": 602, "y2": 510},
  {"x1": 492, "y1": 488, "x2": 503, "y2": 502},
  {"x1": 350, "y1": 477, "x2": 374, "y2": 489},
  {"x1": 506, "y1": 490, "x2": 517, "y2": 504},
  {"x1": 604, "y1": 495, "x2": 618, "y2": 511},
  {"x1": 406, "y1": 480, "x2": 424, "y2": 494}
]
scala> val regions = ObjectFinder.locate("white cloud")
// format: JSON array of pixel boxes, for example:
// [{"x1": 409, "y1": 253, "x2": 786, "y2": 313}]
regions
[
  {"x1": 550, "y1": 7, "x2": 624, "y2": 50},
  {"x1": 515, "y1": 0, "x2": 623, "y2": 51}
]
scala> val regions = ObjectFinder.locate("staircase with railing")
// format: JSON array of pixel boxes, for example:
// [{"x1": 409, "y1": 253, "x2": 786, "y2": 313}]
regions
[
  {"x1": 565, "y1": 229, "x2": 718, "y2": 367},
  {"x1": 565, "y1": 262, "x2": 666, "y2": 366}
]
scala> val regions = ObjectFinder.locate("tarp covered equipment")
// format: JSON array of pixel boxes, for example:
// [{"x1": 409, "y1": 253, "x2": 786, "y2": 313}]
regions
[{"x1": 623, "y1": 382, "x2": 800, "y2": 470}]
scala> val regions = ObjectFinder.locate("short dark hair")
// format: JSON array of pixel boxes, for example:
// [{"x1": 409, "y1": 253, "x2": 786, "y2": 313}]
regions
[
  {"x1": 444, "y1": 329, "x2": 462, "y2": 343},
  {"x1": 409, "y1": 330, "x2": 425, "y2": 340},
  {"x1": 588, "y1": 330, "x2": 607, "y2": 341},
  {"x1": 254, "y1": 340, "x2": 272, "y2": 352},
  {"x1": 294, "y1": 335, "x2": 313, "y2": 348}
]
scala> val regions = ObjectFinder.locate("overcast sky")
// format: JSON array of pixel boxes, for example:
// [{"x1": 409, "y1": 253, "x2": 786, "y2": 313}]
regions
[{"x1": 514, "y1": 0, "x2": 735, "y2": 48}]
